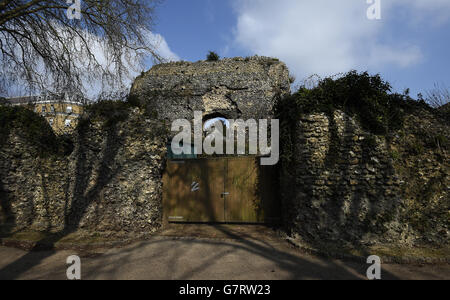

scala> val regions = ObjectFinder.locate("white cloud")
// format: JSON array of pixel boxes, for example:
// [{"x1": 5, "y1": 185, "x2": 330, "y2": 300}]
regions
[
  {"x1": 87, "y1": 29, "x2": 180, "y2": 79},
  {"x1": 3, "y1": 24, "x2": 179, "y2": 98},
  {"x1": 85, "y1": 30, "x2": 179, "y2": 98},
  {"x1": 232, "y1": 0, "x2": 448, "y2": 81},
  {"x1": 368, "y1": 44, "x2": 422, "y2": 68},
  {"x1": 145, "y1": 31, "x2": 180, "y2": 63},
  {"x1": 60, "y1": 28, "x2": 180, "y2": 98}
]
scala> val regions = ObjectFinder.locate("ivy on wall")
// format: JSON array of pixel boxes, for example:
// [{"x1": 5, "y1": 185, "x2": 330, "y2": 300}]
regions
[{"x1": 276, "y1": 71, "x2": 436, "y2": 164}]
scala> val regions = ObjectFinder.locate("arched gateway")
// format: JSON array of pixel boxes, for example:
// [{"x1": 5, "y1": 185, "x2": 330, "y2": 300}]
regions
[{"x1": 130, "y1": 56, "x2": 291, "y2": 224}]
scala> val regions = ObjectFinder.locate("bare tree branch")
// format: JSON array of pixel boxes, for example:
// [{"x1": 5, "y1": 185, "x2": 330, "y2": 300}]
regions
[
  {"x1": 0, "y1": 0, "x2": 164, "y2": 98},
  {"x1": 426, "y1": 83, "x2": 450, "y2": 109}
]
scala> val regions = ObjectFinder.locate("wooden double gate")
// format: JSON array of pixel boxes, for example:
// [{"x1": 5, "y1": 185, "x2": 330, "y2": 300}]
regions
[{"x1": 163, "y1": 157, "x2": 279, "y2": 223}]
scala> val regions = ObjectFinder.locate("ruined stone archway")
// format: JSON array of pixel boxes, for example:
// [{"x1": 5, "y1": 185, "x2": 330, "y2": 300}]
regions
[
  {"x1": 129, "y1": 56, "x2": 291, "y2": 122},
  {"x1": 130, "y1": 57, "x2": 291, "y2": 224}
]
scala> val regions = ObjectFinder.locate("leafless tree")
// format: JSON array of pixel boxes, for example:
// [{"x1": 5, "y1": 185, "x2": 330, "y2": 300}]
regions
[
  {"x1": 294, "y1": 74, "x2": 321, "y2": 91},
  {"x1": 426, "y1": 83, "x2": 450, "y2": 108},
  {"x1": 0, "y1": 0, "x2": 164, "y2": 98}
]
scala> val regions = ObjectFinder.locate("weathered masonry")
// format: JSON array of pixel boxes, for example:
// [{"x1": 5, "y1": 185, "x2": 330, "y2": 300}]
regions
[
  {"x1": 130, "y1": 56, "x2": 291, "y2": 122},
  {"x1": 130, "y1": 56, "x2": 291, "y2": 224},
  {"x1": 0, "y1": 56, "x2": 448, "y2": 249}
]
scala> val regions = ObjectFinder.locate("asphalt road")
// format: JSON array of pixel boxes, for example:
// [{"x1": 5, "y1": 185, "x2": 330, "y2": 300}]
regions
[{"x1": 0, "y1": 231, "x2": 449, "y2": 280}]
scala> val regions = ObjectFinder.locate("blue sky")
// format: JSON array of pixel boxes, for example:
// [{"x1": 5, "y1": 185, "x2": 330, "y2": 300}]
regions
[
  {"x1": 151, "y1": 0, "x2": 450, "y2": 98},
  {"x1": 152, "y1": 0, "x2": 243, "y2": 63}
]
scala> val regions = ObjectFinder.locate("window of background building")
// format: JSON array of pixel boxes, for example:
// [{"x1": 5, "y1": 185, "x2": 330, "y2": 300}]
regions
[
  {"x1": 65, "y1": 119, "x2": 71, "y2": 127},
  {"x1": 66, "y1": 106, "x2": 73, "y2": 114}
]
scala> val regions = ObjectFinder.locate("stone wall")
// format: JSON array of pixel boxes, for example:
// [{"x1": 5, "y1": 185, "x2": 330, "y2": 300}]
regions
[
  {"x1": 130, "y1": 56, "x2": 291, "y2": 121},
  {"x1": 281, "y1": 109, "x2": 449, "y2": 248},
  {"x1": 1, "y1": 57, "x2": 448, "y2": 250},
  {"x1": 0, "y1": 108, "x2": 167, "y2": 235}
]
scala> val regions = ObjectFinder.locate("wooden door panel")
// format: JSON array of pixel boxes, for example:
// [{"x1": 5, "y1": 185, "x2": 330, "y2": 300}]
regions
[
  {"x1": 192, "y1": 159, "x2": 225, "y2": 222},
  {"x1": 163, "y1": 161, "x2": 191, "y2": 222},
  {"x1": 164, "y1": 159, "x2": 225, "y2": 223},
  {"x1": 225, "y1": 158, "x2": 263, "y2": 223},
  {"x1": 163, "y1": 157, "x2": 278, "y2": 224}
]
